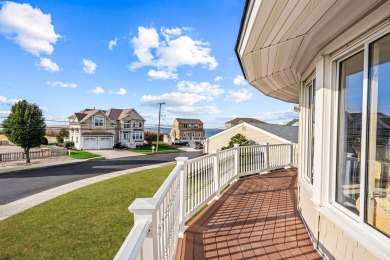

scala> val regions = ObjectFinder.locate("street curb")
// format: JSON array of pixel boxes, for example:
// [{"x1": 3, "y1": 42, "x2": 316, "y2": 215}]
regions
[{"x1": 0, "y1": 161, "x2": 175, "y2": 221}]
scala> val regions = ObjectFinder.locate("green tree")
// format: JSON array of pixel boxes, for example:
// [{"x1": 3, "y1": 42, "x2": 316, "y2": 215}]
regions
[
  {"x1": 222, "y1": 133, "x2": 250, "y2": 150},
  {"x1": 3, "y1": 100, "x2": 46, "y2": 163},
  {"x1": 56, "y1": 128, "x2": 69, "y2": 143}
]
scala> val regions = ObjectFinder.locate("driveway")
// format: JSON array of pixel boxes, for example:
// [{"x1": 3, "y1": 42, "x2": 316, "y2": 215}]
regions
[{"x1": 0, "y1": 151, "x2": 202, "y2": 205}]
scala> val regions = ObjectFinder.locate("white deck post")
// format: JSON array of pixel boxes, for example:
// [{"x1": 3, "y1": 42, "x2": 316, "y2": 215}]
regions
[
  {"x1": 177, "y1": 157, "x2": 189, "y2": 237},
  {"x1": 233, "y1": 144, "x2": 240, "y2": 179},
  {"x1": 212, "y1": 149, "x2": 220, "y2": 199},
  {"x1": 289, "y1": 142, "x2": 294, "y2": 167},
  {"x1": 129, "y1": 198, "x2": 158, "y2": 260},
  {"x1": 264, "y1": 143, "x2": 270, "y2": 174}
]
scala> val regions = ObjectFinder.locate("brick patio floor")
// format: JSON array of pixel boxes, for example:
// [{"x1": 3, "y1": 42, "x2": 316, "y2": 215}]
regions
[{"x1": 176, "y1": 168, "x2": 322, "y2": 259}]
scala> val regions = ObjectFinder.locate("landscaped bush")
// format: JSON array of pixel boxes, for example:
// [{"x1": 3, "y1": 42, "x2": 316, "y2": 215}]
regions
[
  {"x1": 41, "y1": 137, "x2": 48, "y2": 145},
  {"x1": 64, "y1": 141, "x2": 75, "y2": 149},
  {"x1": 144, "y1": 131, "x2": 164, "y2": 144}
]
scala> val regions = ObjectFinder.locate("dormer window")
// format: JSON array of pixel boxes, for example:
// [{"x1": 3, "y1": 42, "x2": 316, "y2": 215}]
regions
[
  {"x1": 139, "y1": 122, "x2": 142, "y2": 127},
  {"x1": 94, "y1": 116, "x2": 104, "y2": 127}
]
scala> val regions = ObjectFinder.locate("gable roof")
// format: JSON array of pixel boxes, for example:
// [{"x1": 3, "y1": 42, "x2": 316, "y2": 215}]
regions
[
  {"x1": 251, "y1": 123, "x2": 298, "y2": 143},
  {"x1": 175, "y1": 118, "x2": 203, "y2": 124},
  {"x1": 285, "y1": 118, "x2": 299, "y2": 126},
  {"x1": 207, "y1": 122, "x2": 298, "y2": 144},
  {"x1": 226, "y1": 117, "x2": 266, "y2": 125}
]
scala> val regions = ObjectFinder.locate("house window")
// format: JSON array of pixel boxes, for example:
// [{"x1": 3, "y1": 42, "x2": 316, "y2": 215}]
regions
[
  {"x1": 194, "y1": 124, "x2": 199, "y2": 129},
  {"x1": 365, "y1": 33, "x2": 390, "y2": 236},
  {"x1": 306, "y1": 77, "x2": 316, "y2": 184},
  {"x1": 198, "y1": 132, "x2": 201, "y2": 137},
  {"x1": 335, "y1": 31, "x2": 390, "y2": 237},
  {"x1": 336, "y1": 51, "x2": 364, "y2": 215},
  {"x1": 132, "y1": 121, "x2": 135, "y2": 127},
  {"x1": 183, "y1": 124, "x2": 188, "y2": 128},
  {"x1": 76, "y1": 137, "x2": 78, "y2": 143},
  {"x1": 124, "y1": 121, "x2": 131, "y2": 128},
  {"x1": 139, "y1": 122, "x2": 142, "y2": 127},
  {"x1": 94, "y1": 116, "x2": 103, "y2": 127}
]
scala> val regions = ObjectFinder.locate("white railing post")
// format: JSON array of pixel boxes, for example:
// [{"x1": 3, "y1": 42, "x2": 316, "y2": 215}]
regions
[
  {"x1": 129, "y1": 198, "x2": 158, "y2": 260},
  {"x1": 212, "y1": 149, "x2": 220, "y2": 199},
  {"x1": 177, "y1": 157, "x2": 189, "y2": 237},
  {"x1": 233, "y1": 143, "x2": 240, "y2": 179},
  {"x1": 264, "y1": 143, "x2": 270, "y2": 174},
  {"x1": 288, "y1": 142, "x2": 294, "y2": 168}
]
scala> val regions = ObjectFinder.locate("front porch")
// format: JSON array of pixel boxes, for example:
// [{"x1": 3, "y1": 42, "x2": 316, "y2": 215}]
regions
[{"x1": 176, "y1": 168, "x2": 321, "y2": 259}]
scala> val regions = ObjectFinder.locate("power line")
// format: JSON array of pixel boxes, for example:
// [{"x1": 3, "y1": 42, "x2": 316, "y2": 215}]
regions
[{"x1": 156, "y1": 102, "x2": 165, "y2": 152}]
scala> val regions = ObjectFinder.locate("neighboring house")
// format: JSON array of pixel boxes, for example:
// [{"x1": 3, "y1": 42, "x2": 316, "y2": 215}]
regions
[
  {"x1": 224, "y1": 117, "x2": 266, "y2": 129},
  {"x1": 170, "y1": 118, "x2": 205, "y2": 141},
  {"x1": 285, "y1": 118, "x2": 299, "y2": 126},
  {"x1": 203, "y1": 122, "x2": 297, "y2": 153},
  {"x1": 237, "y1": 0, "x2": 390, "y2": 259},
  {"x1": 68, "y1": 108, "x2": 145, "y2": 150}
]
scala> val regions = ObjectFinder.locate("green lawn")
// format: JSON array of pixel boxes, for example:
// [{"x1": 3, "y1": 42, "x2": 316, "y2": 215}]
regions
[
  {"x1": 0, "y1": 164, "x2": 175, "y2": 259},
  {"x1": 132, "y1": 142, "x2": 181, "y2": 154},
  {"x1": 69, "y1": 150, "x2": 100, "y2": 159}
]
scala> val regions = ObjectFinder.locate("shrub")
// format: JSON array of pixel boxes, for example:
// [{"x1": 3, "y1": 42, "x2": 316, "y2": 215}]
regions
[
  {"x1": 223, "y1": 134, "x2": 250, "y2": 150},
  {"x1": 64, "y1": 141, "x2": 75, "y2": 149},
  {"x1": 56, "y1": 128, "x2": 69, "y2": 144},
  {"x1": 144, "y1": 131, "x2": 164, "y2": 144},
  {"x1": 41, "y1": 137, "x2": 48, "y2": 145}
]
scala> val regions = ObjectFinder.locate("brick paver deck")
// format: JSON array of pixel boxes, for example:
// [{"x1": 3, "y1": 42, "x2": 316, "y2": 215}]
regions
[{"x1": 176, "y1": 168, "x2": 322, "y2": 259}]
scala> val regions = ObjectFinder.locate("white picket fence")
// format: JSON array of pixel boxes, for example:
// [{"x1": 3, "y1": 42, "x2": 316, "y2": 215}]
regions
[{"x1": 115, "y1": 143, "x2": 298, "y2": 260}]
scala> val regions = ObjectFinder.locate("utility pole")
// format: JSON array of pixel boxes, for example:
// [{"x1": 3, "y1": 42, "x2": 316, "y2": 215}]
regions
[{"x1": 156, "y1": 102, "x2": 165, "y2": 152}]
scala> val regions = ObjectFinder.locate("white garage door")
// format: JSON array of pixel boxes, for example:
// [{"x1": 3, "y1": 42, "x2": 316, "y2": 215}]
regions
[
  {"x1": 84, "y1": 137, "x2": 97, "y2": 150},
  {"x1": 99, "y1": 137, "x2": 112, "y2": 149}
]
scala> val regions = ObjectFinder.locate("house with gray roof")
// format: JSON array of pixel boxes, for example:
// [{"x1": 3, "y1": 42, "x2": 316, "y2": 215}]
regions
[
  {"x1": 203, "y1": 122, "x2": 297, "y2": 154},
  {"x1": 68, "y1": 108, "x2": 145, "y2": 150}
]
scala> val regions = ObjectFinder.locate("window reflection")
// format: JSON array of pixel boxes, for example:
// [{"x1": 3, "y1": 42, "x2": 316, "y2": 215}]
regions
[
  {"x1": 366, "y1": 33, "x2": 390, "y2": 236},
  {"x1": 336, "y1": 51, "x2": 364, "y2": 215}
]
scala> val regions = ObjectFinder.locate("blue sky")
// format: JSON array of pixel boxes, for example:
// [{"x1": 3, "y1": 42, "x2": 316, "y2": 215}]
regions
[{"x1": 0, "y1": 0, "x2": 297, "y2": 128}]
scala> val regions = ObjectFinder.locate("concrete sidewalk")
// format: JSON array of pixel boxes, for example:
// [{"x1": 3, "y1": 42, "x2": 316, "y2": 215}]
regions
[{"x1": 0, "y1": 161, "x2": 175, "y2": 221}]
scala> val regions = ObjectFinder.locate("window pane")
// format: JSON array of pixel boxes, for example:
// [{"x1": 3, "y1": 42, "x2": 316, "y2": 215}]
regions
[
  {"x1": 336, "y1": 51, "x2": 364, "y2": 215},
  {"x1": 366, "y1": 33, "x2": 390, "y2": 236},
  {"x1": 307, "y1": 79, "x2": 316, "y2": 184}
]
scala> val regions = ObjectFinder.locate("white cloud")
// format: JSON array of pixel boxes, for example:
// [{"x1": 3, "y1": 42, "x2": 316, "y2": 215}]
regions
[
  {"x1": 166, "y1": 105, "x2": 221, "y2": 115},
  {"x1": 177, "y1": 81, "x2": 224, "y2": 96},
  {"x1": 148, "y1": 69, "x2": 178, "y2": 80},
  {"x1": 225, "y1": 88, "x2": 253, "y2": 103},
  {"x1": 250, "y1": 110, "x2": 298, "y2": 124},
  {"x1": 130, "y1": 27, "x2": 159, "y2": 70},
  {"x1": 46, "y1": 81, "x2": 77, "y2": 88},
  {"x1": 214, "y1": 76, "x2": 223, "y2": 82},
  {"x1": 108, "y1": 37, "x2": 117, "y2": 50},
  {"x1": 91, "y1": 86, "x2": 104, "y2": 94},
  {"x1": 140, "y1": 92, "x2": 212, "y2": 107},
  {"x1": 233, "y1": 75, "x2": 248, "y2": 85},
  {"x1": 0, "y1": 1, "x2": 60, "y2": 56},
  {"x1": 0, "y1": 110, "x2": 11, "y2": 117},
  {"x1": 129, "y1": 26, "x2": 217, "y2": 79},
  {"x1": 39, "y1": 106, "x2": 49, "y2": 112},
  {"x1": 0, "y1": 96, "x2": 21, "y2": 106},
  {"x1": 37, "y1": 57, "x2": 60, "y2": 72},
  {"x1": 82, "y1": 59, "x2": 97, "y2": 74},
  {"x1": 109, "y1": 88, "x2": 127, "y2": 96}
]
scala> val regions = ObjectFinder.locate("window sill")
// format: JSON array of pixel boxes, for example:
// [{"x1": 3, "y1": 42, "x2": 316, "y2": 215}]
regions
[{"x1": 318, "y1": 205, "x2": 390, "y2": 259}]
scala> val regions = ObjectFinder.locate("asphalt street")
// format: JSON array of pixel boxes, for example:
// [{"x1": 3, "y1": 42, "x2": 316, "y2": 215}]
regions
[{"x1": 0, "y1": 151, "x2": 202, "y2": 205}]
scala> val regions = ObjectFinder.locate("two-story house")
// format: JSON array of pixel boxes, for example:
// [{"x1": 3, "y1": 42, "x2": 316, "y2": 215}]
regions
[
  {"x1": 170, "y1": 118, "x2": 205, "y2": 141},
  {"x1": 68, "y1": 108, "x2": 145, "y2": 150}
]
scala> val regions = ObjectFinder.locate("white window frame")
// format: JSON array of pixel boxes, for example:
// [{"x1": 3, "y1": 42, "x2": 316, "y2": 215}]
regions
[
  {"x1": 304, "y1": 75, "x2": 316, "y2": 185},
  {"x1": 94, "y1": 116, "x2": 104, "y2": 127},
  {"x1": 325, "y1": 25, "x2": 390, "y2": 251}
]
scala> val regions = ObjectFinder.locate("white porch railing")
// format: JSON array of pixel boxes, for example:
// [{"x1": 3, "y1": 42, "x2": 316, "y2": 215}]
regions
[{"x1": 115, "y1": 143, "x2": 298, "y2": 260}]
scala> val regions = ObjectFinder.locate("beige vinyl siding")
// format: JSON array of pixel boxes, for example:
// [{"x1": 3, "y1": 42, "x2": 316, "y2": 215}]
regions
[{"x1": 204, "y1": 124, "x2": 283, "y2": 153}]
